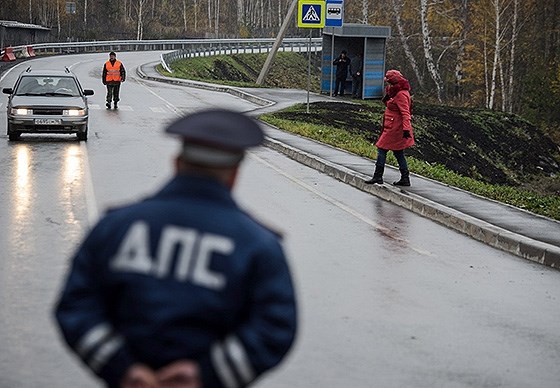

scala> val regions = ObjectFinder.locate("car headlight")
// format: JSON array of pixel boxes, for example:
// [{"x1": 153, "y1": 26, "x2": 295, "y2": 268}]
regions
[
  {"x1": 63, "y1": 109, "x2": 86, "y2": 116},
  {"x1": 11, "y1": 108, "x2": 32, "y2": 116}
]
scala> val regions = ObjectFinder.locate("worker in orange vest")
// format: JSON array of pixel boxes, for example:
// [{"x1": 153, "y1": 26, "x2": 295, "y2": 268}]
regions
[{"x1": 102, "y1": 51, "x2": 126, "y2": 109}]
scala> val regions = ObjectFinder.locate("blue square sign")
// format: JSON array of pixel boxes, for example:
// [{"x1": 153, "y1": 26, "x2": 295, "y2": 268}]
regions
[
  {"x1": 326, "y1": 0, "x2": 343, "y2": 27},
  {"x1": 298, "y1": 1, "x2": 325, "y2": 28}
]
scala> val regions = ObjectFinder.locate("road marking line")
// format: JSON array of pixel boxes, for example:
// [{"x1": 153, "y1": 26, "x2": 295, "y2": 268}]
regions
[
  {"x1": 250, "y1": 152, "x2": 433, "y2": 256},
  {"x1": 0, "y1": 63, "x2": 24, "y2": 82},
  {"x1": 134, "y1": 78, "x2": 184, "y2": 116},
  {"x1": 80, "y1": 142, "x2": 99, "y2": 226}
]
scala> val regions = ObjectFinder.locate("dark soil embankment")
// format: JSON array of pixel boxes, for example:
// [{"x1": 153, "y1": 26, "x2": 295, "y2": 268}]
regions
[{"x1": 269, "y1": 101, "x2": 560, "y2": 194}]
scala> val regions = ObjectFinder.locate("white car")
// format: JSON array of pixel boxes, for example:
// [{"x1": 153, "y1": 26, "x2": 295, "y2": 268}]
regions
[{"x1": 2, "y1": 67, "x2": 94, "y2": 141}]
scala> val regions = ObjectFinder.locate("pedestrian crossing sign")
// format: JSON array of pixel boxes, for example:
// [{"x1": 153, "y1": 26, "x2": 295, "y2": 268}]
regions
[{"x1": 298, "y1": 0, "x2": 325, "y2": 28}]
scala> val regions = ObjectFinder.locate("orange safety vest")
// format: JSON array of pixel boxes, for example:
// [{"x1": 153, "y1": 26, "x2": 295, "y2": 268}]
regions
[{"x1": 105, "y1": 60, "x2": 123, "y2": 82}]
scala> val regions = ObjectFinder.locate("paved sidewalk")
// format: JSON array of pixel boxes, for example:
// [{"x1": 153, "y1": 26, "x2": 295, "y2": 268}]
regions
[{"x1": 138, "y1": 62, "x2": 560, "y2": 269}]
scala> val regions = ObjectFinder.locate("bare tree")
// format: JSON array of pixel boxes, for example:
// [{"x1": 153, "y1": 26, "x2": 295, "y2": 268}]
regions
[
  {"x1": 193, "y1": 0, "x2": 198, "y2": 32},
  {"x1": 487, "y1": 0, "x2": 512, "y2": 110},
  {"x1": 420, "y1": 0, "x2": 445, "y2": 101},
  {"x1": 56, "y1": 0, "x2": 61, "y2": 38},
  {"x1": 483, "y1": 19, "x2": 490, "y2": 106},
  {"x1": 360, "y1": 0, "x2": 368, "y2": 24},
  {"x1": 135, "y1": 0, "x2": 148, "y2": 40},
  {"x1": 214, "y1": 0, "x2": 220, "y2": 36},
  {"x1": 84, "y1": 0, "x2": 88, "y2": 32},
  {"x1": 506, "y1": 0, "x2": 519, "y2": 113},
  {"x1": 207, "y1": 0, "x2": 212, "y2": 31},
  {"x1": 277, "y1": 0, "x2": 282, "y2": 28},
  {"x1": 182, "y1": 0, "x2": 188, "y2": 32},
  {"x1": 454, "y1": 0, "x2": 470, "y2": 100},
  {"x1": 237, "y1": 0, "x2": 245, "y2": 27}
]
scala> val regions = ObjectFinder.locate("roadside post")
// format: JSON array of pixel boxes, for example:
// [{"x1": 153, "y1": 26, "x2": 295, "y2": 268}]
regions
[
  {"x1": 256, "y1": 0, "x2": 298, "y2": 86},
  {"x1": 298, "y1": 0, "x2": 325, "y2": 113}
]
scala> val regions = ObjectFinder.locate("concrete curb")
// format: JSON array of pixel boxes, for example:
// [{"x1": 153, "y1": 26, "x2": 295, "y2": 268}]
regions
[
  {"x1": 137, "y1": 61, "x2": 560, "y2": 269},
  {"x1": 264, "y1": 137, "x2": 560, "y2": 268}
]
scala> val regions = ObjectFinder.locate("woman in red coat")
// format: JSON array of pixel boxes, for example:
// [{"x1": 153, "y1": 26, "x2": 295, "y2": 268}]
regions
[{"x1": 365, "y1": 69, "x2": 414, "y2": 186}]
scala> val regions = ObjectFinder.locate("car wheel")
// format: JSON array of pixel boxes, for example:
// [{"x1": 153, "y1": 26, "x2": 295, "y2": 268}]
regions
[
  {"x1": 7, "y1": 123, "x2": 20, "y2": 141},
  {"x1": 8, "y1": 132, "x2": 21, "y2": 141},
  {"x1": 77, "y1": 127, "x2": 88, "y2": 141}
]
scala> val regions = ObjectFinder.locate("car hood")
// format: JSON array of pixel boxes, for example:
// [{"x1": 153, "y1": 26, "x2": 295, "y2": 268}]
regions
[{"x1": 10, "y1": 95, "x2": 87, "y2": 108}]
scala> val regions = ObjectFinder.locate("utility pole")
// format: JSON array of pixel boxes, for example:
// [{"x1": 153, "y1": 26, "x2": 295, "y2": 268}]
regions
[{"x1": 256, "y1": 0, "x2": 298, "y2": 85}]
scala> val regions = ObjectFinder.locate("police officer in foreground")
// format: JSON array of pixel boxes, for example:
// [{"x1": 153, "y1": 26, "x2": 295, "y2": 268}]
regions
[{"x1": 54, "y1": 109, "x2": 298, "y2": 388}]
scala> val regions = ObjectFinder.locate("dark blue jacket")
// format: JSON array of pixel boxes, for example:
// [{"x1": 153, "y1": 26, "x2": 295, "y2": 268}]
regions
[{"x1": 55, "y1": 174, "x2": 297, "y2": 387}]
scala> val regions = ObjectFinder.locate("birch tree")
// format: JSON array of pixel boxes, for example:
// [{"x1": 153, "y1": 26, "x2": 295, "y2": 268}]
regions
[
  {"x1": 390, "y1": 0, "x2": 424, "y2": 88},
  {"x1": 237, "y1": 0, "x2": 245, "y2": 27},
  {"x1": 207, "y1": 0, "x2": 212, "y2": 31},
  {"x1": 193, "y1": 0, "x2": 198, "y2": 32},
  {"x1": 84, "y1": 0, "x2": 88, "y2": 33},
  {"x1": 487, "y1": 0, "x2": 503, "y2": 109},
  {"x1": 453, "y1": 0, "x2": 470, "y2": 100},
  {"x1": 214, "y1": 0, "x2": 220, "y2": 36},
  {"x1": 420, "y1": 0, "x2": 445, "y2": 101},
  {"x1": 506, "y1": 0, "x2": 519, "y2": 113},
  {"x1": 360, "y1": 0, "x2": 368, "y2": 24},
  {"x1": 135, "y1": 0, "x2": 149, "y2": 40},
  {"x1": 56, "y1": 0, "x2": 61, "y2": 38},
  {"x1": 182, "y1": 0, "x2": 188, "y2": 32}
]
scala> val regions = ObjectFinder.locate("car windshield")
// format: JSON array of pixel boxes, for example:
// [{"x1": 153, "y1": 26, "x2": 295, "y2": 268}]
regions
[{"x1": 15, "y1": 76, "x2": 80, "y2": 97}]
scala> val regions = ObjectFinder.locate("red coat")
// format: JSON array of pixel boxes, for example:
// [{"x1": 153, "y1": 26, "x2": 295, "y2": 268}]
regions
[{"x1": 375, "y1": 90, "x2": 414, "y2": 151}]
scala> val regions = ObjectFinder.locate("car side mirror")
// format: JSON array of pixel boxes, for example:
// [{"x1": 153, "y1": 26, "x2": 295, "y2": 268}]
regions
[
  {"x1": 83, "y1": 89, "x2": 94, "y2": 96},
  {"x1": 2, "y1": 88, "x2": 13, "y2": 95}
]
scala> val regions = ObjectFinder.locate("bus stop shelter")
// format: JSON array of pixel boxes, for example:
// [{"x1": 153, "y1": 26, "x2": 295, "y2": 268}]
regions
[{"x1": 322, "y1": 24, "x2": 391, "y2": 99}]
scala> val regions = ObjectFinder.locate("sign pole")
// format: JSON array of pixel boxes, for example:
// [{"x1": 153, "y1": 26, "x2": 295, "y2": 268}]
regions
[
  {"x1": 307, "y1": 29, "x2": 312, "y2": 114},
  {"x1": 298, "y1": 0, "x2": 326, "y2": 113},
  {"x1": 330, "y1": 33, "x2": 334, "y2": 97}
]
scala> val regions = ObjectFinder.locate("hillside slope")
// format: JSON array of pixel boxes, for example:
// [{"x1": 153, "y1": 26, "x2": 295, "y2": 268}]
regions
[
  {"x1": 276, "y1": 101, "x2": 560, "y2": 190},
  {"x1": 165, "y1": 53, "x2": 560, "y2": 198}
]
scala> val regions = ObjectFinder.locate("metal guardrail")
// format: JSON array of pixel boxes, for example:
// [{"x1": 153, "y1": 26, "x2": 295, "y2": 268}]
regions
[
  {"x1": 4, "y1": 38, "x2": 322, "y2": 71},
  {"x1": 159, "y1": 38, "x2": 322, "y2": 72}
]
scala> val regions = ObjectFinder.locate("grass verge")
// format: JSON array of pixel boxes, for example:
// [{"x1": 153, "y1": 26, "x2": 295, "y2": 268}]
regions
[{"x1": 261, "y1": 106, "x2": 560, "y2": 221}]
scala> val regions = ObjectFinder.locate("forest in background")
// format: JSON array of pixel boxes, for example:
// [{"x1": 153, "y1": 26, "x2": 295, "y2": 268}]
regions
[{"x1": 1, "y1": 0, "x2": 559, "y2": 138}]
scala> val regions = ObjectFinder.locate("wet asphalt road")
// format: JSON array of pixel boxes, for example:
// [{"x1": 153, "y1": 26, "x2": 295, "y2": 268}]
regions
[{"x1": 0, "y1": 53, "x2": 559, "y2": 388}]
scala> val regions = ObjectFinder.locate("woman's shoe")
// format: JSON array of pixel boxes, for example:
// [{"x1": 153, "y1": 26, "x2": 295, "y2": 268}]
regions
[
  {"x1": 364, "y1": 165, "x2": 384, "y2": 184},
  {"x1": 392, "y1": 169, "x2": 410, "y2": 186},
  {"x1": 365, "y1": 177, "x2": 383, "y2": 184}
]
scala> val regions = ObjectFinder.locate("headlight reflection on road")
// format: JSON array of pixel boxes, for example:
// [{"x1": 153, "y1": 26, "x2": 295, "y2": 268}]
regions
[
  {"x1": 15, "y1": 145, "x2": 31, "y2": 217},
  {"x1": 63, "y1": 145, "x2": 82, "y2": 184},
  {"x1": 61, "y1": 145, "x2": 84, "y2": 229}
]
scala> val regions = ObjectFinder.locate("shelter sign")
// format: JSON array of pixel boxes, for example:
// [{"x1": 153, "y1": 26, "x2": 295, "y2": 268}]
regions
[
  {"x1": 298, "y1": 0, "x2": 325, "y2": 28},
  {"x1": 325, "y1": 0, "x2": 343, "y2": 27}
]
